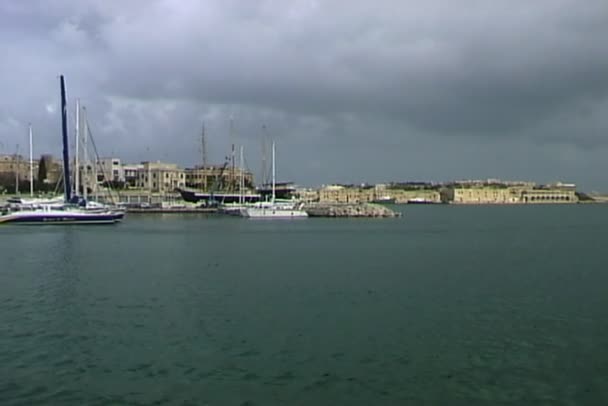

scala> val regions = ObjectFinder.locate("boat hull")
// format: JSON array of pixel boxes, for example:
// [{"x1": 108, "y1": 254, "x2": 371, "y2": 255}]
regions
[
  {"x1": 0, "y1": 210, "x2": 124, "y2": 225},
  {"x1": 240, "y1": 207, "x2": 308, "y2": 219},
  {"x1": 178, "y1": 189, "x2": 261, "y2": 205}
]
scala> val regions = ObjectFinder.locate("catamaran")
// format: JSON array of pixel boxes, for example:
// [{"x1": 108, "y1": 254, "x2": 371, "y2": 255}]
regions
[{"x1": 0, "y1": 76, "x2": 124, "y2": 225}]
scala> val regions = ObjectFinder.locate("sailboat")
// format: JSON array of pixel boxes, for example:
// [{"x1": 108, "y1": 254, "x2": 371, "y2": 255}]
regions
[
  {"x1": 218, "y1": 146, "x2": 256, "y2": 215},
  {"x1": 0, "y1": 76, "x2": 124, "y2": 225},
  {"x1": 239, "y1": 141, "x2": 308, "y2": 219}
]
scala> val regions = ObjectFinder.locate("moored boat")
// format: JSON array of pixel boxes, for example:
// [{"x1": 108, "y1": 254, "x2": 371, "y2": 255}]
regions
[
  {"x1": 0, "y1": 75, "x2": 124, "y2": 225},
  {"x1": 239, "y1": 142, "x2": 307, "y2": 219}
]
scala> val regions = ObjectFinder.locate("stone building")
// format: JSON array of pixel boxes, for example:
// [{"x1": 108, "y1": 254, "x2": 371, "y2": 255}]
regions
[
  {"x1": 136, "y1": 161, "x2": 185, "y2": 193},
  {"x1": 521, "y1": 189, "x2": 578, "y2": 203},
  {"x1": 123, "y1": 164, "x2": 144, "y2": 188},
  {"x1": 318, "y1": 185, "x2": 375, "y2": 203},
  {"x1": 97, "y1": 157, "x2": 124, "y2": 184},
  {"x1": 0, "y1": 154, "x2": 48, "y2": 192},
  {"x1": 184, "y1": 165, "x2": 253, "y2": 192},
  {"x1": 442, "y1": 184, "x2": 578, "y2": 204},
  {"x1": 445, "y1": 187, "x2": 523, "y2": 204}
]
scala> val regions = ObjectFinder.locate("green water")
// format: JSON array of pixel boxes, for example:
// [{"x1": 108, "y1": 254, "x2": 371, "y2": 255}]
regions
[{"x1": 1, "y1": 205, "x2": 607, "y2": 405}]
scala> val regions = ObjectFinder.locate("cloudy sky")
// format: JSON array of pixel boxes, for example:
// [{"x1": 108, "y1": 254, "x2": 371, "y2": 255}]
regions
[{"x1": 1, "y1": 0, "x2": 607, "y2": 190}]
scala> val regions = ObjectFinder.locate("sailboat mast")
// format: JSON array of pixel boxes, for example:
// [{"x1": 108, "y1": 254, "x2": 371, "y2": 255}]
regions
[
  {"x1": 261, "y1": 125, "x2": 268, "y2": 186},
  {"x1": 60, "y1": 75, "x2": 72, "y2": 202},
  {"x1": 82, "y1": 107, "x2": 88, "y2": 200},
  {"x1": 271, "y1": 141, "x2": 275, "y2": 203},
  {"x1": 230, "y1": 117, "x2": 235, "y2": 191},
  {"x1": 29, "y1": 124, "x2": 33, "y2": 196},
  {"x1": 75, "y1": 98, "x2": 80, "y2": 196},
  {"x1": 201, "y1": 122, "x2": 207, "y2": 168},
  {"x1": 239, "y1": 145, "x2": 244, "y2": 204},
  {"x1": 14, "y1": 144, "x2": 19, "y2": 194}
]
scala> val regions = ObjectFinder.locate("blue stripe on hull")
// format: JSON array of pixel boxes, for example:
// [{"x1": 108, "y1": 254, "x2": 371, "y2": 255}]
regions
[{"x1": 0, "y1": 214, "x2": 123, "y2": 225}]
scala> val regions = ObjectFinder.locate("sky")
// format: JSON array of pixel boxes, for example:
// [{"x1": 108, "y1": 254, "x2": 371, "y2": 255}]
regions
[{"x1": 1, "y1": 0, "x2": 607, "y2": 191}]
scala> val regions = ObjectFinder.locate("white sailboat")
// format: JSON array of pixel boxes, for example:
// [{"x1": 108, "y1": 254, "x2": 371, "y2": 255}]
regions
[
  {"x1": 239, "y1": 141, "x2": 307, "y2": 219},
  {"x1": 218, "y1": 145, "x2": 252, "y2": 215},
  {"x1": 0, "y1": 75, "x2": 124, "y2": 225}
]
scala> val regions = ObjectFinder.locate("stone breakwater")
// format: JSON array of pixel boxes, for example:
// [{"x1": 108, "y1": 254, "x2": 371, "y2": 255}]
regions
[{"x1": 304, "y1": 203, "x2": 401, "y2": 218}]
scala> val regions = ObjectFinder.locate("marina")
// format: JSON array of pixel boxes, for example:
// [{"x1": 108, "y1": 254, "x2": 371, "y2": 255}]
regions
[{"x1": 2, "y1": 2, "x2": 607, "y2": 405}]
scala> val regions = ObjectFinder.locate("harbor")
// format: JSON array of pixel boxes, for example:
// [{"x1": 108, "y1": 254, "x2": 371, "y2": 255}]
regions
[
  {"x1": 3, "y1": 2, "x2": 608, "y2": 405},
  {"x1": 0, "y1": 77, "x2": 604, "y2": 224}
]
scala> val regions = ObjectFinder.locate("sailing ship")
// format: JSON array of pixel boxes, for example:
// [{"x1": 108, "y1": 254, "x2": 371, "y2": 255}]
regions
[
  {"x1": 0, "y1": 76, "x2": 124, "y2": 225},
  {"x1": 239, "y1": 142, "x2": 308, "y2": 219}
]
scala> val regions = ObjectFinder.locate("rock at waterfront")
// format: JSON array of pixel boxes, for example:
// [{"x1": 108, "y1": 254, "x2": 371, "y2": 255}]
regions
[{"x1": 303, "y1": 203, "x2": 401, "y2": 218}]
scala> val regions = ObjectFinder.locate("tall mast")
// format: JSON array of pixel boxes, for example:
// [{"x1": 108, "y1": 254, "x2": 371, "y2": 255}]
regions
[
  {"x1": 82, "y1": 107, "x2": 88, "y2": 200},
  {"x1": 201, "y1": 122, "x2": 207, "y2": 168},
  {"x1": 74, "y1": 98, "x2": 80, "y2": 196},
  {"x1": 271, "y1": 141, "x2": 275, "y2": 203},
  {"x1": 239, "y1": 145, "x2": 244, "y2": 204},
  {"x1": 60, "y1": 75, "x2": 71, "y2": 202},
  {"x1": 230, "y1": 117, "x2": 235, "y2": 191},
  {"x1": 29, "y1": 124, "x2": 33, "y2": 196},
  {"x1": 261, "y1": 125, "x2": 267, "y2": 187},
  {"x1": 14, "y1": 144, "x2": 20, "y2": 194}
]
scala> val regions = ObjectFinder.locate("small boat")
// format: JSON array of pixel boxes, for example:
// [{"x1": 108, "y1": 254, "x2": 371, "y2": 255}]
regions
[
  {"x1": 372, "y1": 196, "x2": 396, "y2": 204},
  {"x1": 0, "y1": 76, "x2": 124, "y2": 225},
  {"x1": 407, "y1": 197, "x2": 436, "y2": 204},
  {"x1": 239, "y1": 200, "x2": 308, "y2": 219},
  {"x1": 6, "y1": 196, "x2": 64, "y2": 205},
  {"x1": 239, "y1": 142, "x2": 307, "y2": 219},
  {"x1": 0, "y1": 205, "x2": 123, "y2": 224}
]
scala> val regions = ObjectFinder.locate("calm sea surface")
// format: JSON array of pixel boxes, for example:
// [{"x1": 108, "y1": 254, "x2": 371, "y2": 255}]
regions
[{"x1": 1, "y1": 205, "x2": 607, "y2": 405}]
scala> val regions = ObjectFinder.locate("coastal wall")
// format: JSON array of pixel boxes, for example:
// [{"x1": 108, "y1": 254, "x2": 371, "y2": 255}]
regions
[
  {"x1": 442, "y1": 187, "x2": 578, "y2": 204},
  {"x1": 317, "y1": 185, "x2": 440, "y2": 204}
]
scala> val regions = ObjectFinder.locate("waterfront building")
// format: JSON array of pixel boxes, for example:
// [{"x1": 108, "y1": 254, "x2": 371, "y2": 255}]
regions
[
  {"x1": 442, "y1": 183, "x2": 579, "y2": 204},
  {"x1": 122, "y1": 164, "x2": 144, "y2": 188},
  {"x1": 136, "y1": 161, "x2": 185, "y2": 193},
  {"x1": 295, "y1": 188, "x2": 320, "y2": 203},
  {"x1": 97, "y1": 157, "x2": 124, "y2": 184},
  {"x1": 445, "y1": 187, "x2": 522, "y2": 204},
  {"x1": 0, "y1": 154, "x2": 37, "y2": 189},
  {"x1": 521, "y1": 189, "x2": 578, "y2": 203},
  {"x1": 184, "y1": 165, "x2": 253, "y2": 192},
  {"x1": 319, "y1": 185, "x2": 375, "y2": 204}
]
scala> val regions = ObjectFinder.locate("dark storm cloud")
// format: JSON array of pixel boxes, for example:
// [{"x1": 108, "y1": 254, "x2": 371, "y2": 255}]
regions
[
  {"x1": 1, "y1": 0, "x2": 608, "y2": 189},
  {"x1": 90, "y1": 0, "x2": 608, "y2": 133}
]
